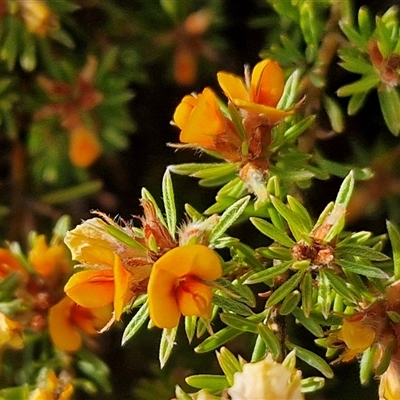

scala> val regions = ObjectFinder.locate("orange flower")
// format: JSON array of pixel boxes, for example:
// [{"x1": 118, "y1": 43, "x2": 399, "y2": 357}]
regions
[
  {"x1": 64, "y1": 217, "x2": 151, "y2": 322},
  {"x1": 148, "y1": 244, "x2": 222, "y2": 329},
  {"x1": 49, "y1": 296, "x2": 112, "y2": 352},
  {"x1": 174, "y1": 88, "x2": 228, "y2": 149},
  {"x1": 337, "y1": 317, "x2": 376, "y2": 361},
  {"x1": 217, "y1": 59, "x2": 292, "y2": 124},
  {"x1": 30, "y1": 370, "x2": 73, "y2": 400},
  {"x1": 0, "y1": 248, "x2": 25, "y2": 278},
  {"x1": 69, "y1": 125, "x2": 102, "y2": 168},
  {"x1": 28, "y1": 235, "x2": 71, "y2": 278}
]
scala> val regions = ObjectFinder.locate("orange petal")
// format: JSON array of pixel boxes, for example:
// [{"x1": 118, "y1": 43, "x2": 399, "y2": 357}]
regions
[
  {"x1": 338, "y1": 318, "x2": 376, "y2": 353},
  {"x1": 251, "y1": 59, "x2": 285, "y2": 107},
  {"x1": 64, "y1": 269, "x2": 114, "y2": 308},
  {"x1": 69, "y1": 126, "x2": 101, "y2": 168},
  {"x1": 29, "y1": 235, "x2": 56, "y2": 277},
  {"x1": 49, "y1": 297, "x2": 82, "y2": 352},
  {"x1": 233, "y1": 99, "x2": 293, "y2": 124},
  {"x1": 173, "y1": 95, "x2": 198, "y2": 130},
  {"x1": 179, "y1": 88, "x2": 226, "y2": 148},
  {"x1": 177, "y1": 276, "x2": 213, "y2": 318},
  {"x1": 0, "y1": 249, "x2": 25, "y2": 278},
  {"x1": 113, "y1": 253, "x2": 132, "y2": 321},
  {"x1": 217, "y1": 71, "x2": 249, "y2": 103},
  {"x1": 174, "y1": 46, "x2": 197, "y2": 86},
  {"x1": 148, "y1": 244, "x2": 222, "y2": 328}
]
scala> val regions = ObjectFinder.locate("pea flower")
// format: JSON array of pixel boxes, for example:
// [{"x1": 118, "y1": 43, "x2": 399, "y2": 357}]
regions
[
  {"x1": 173, "y1": 88, "x2": 242, "y2": 162},
  {"x1": 148, "y1": 244, "x2": 222, "y2": 329},
  {"x1": 0, "y1": 313, "x2": 23, "y2": 350},
  {"x1": 28, "y1": 234, "x2": 71, "y2": 278},
  {"x1": 0, "y1": 248, "x2": 26, "y2": 278},
  {"x1": 217, "y1": 59, "x2": 292, "y2": 125},
  {"x1": 29, "y1": 370, "x2": 73, "y2": 400},
  {"x1": 337, "y1": 316, "x2": 377, "y2": 362},
  {"x1": 228, "y1": 352, "x2": 304, "y2": 400},
  {"x1": 69, "y1": 126, "x2": 102, "y2": 168},
  {"x1": 64, "y1": 216, "x2": 152, "y2": 323},
  {"x1": 379, "y1": 362, "x2": 400, "y2": 400},
  {"x1": 49, "y1": 296, "x2": 112, "y2": 352}
]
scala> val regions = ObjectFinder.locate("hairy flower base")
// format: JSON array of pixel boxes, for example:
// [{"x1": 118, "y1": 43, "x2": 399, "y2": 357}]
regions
[{"x1": 148, "y1": 244, "x2": 222, "y2": 329}]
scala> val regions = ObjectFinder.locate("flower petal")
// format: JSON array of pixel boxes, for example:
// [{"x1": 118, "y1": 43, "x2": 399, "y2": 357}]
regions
[
  {"x1": 251, "y1": 59, "x2": 285, "y2": 107},
  {"x1": 0, "y1": 249, "x2": 25, "y2": 278},
  {"x1": 64, "y1": 269, "x2": 114, "y2": 308},
  {"x1": 233, "y1": 99, "x2": 293, "y2": 124},
  {"x1": 179, "y1": 88, "x2": 226, "y2": 148},
  {"x1": 113, "y1": 253, "x2": 132, "y2": 321},
  {"x1": 217, "y1": 71, "x2": 249, "y2": 103},
  {"x1": 173, "y1": 95, "x2": 198, "y2": 129},
  {"x1": 49, "y1": 297, "x2": 82, "y2": 352},
  {"x1": 69, "y1": 126, "x2": 101, "y2": 168}
]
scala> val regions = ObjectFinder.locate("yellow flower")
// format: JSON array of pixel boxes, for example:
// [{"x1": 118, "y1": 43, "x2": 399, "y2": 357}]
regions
[
  {"x1": 29, "y1": 370, "x2": 73, "y2": 400},
  {"x1": 228, "y1": 353, "x2": 304, "y2": 400},
  {"x1": 28, "y1": 235, "x2": 71, "y2": 278},
  {"x1": 174, "y1": 88, "x2": 229, "y2": 149},
  {"x1": 337, "y1": 317, "x2": 376, "y2": 361},
  {"x1": 49, "y1": 296, "x2": 112, "y2": 352},
  {"x1": 379, "y1": 362, "x2": 400, "y2": 400},
  {"x1": 217, "y1": 59, "x2": 292, "y2": 124},
  {"x1": 18, "y1": 0, "x2": 51, "y2": 37},
  {"x1": 0, "y1": 313, "x2": 23, "y2": 349},
  {"x1": 148, "y1": 244, "x2": 222, "y2": 329},
  {"x1": 64, "y1": 217, "x2": 151, "y2": 321},
  {"x1": 69, "y1": 126, "x2": 102, "y2": 168}
]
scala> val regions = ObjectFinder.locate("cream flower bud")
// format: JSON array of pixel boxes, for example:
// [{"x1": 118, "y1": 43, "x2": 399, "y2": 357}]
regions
[{"x1": 228, "y1": 354, "x2": 304, "y2": 400}]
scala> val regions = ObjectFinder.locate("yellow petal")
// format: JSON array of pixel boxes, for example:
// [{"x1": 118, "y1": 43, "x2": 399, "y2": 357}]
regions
[
  {"x1": 49, "y1": 297, "x2": 82, "y2": 352},
  {"x1": 338, "y1": 318, "x2": 376, "y2": 353},
  {"x1": 173, "y1": 95, "x2": 198, "y2": 129},
  {"x1": 233, "y1": 99, "x2": 293, "y2": 124},
  {"x1": 29, "y1": 235, "x2": 56, "y2": 277},
  {"x1": 251, "y1": 59, "x2": 285, "y2": 107},
  {"x1": 64, "y1": 269, "x2": 114, "y2": 308},
  {"x1": 217, "y1": 71, "x2": 249, "y2": 103},
  {"x1": 179, "y1": 88, "x2": 226, "y2": 148},
  {"x1": 113, "y1": 253, "x2": 132, "y2": 321},
  {"x1": 69, "y1": 126, "x2": 101, "y2": 168}
]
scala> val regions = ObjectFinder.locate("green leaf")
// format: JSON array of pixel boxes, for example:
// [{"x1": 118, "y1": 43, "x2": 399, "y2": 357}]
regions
[
  {"x1": 301, "y1": 377, "x2": 325, "y2": 393},
  {"x1": 336, "y1": 244, "x2": 390, "y2": 261},
  {"x1": 0, "y1": 386, "x2": 30, "y2": 400},
  {"x1": 184, "y1": 316, "x2": 197, "y2": 343},
  {"x1": 287, "y1": 342, "x2": 334, "y2": 378},
  {"x1": 337, "y1": 74, "x2": 380, "y2": 97},
  {"x1": 322, "y1": 94, "x2": 345, "y2": 133},
  {"x1": 378, "y1": 88, "x2": 400, "y2": 136},
  {"x1": 209, "y1": 196, "x2": 250, "y2": 242},
  {"x1": 232, "y1": 242, "x2": 265, "y2": 272},
  {"x1": 174, "y1": 386, "x2": 192, "y2": 400},
  {"x1": 213, "y1": 295, "x2": 254, "y2": 316},
  {"x1": 257, "y1": 323, "x2": 282, "y2": 360},
  {"x1": 105, "y1": 225, "x2": 147, "y2": 252},
  {"x1": 336, "y1": 259, "x2": 388, "y2": 279},
  {"x1": 301, "y1": 271, "x2": 314, "y2": 317},
  {"x1": 195, "y1": 327, "x2": 241, "y2": 353},
  {"x1": 280, "y1": 290, "x2": 301, "y2": 315},
  {"x1": 219, "y1": 313, "x2": 262, "y2": 333},
  {"x1": 348, "y1": 91, "x2": 369, "y2": 115},
  {"x1": 387, "y1": 220, "x2": 400, "y2": 280},
  {"x1": 292, "y1": 307, "x2": 324, "y2": 337},
  {"x1": 159, "y1": 327, "x2": 177, "y2": 368},
  {"x1": 335, "y1": 171, "x2": 355, "y2": 208},
  {"x1": 216, "y1": 347, "x2": 242, "y2": 386},
  {"x1": 287, "y1": 196, "x2": 313, "y2": 233},
  {"x1": 270, "y1": 196, "x2": 309, "y2": 242},
  {"x1": 121, "y1": 300, "x2": 149, "y2": 345},
  {"x1": 162, "y1": 169, "x2": 176, "y2": 237},
  {"x1": 257, "y1": 246, "x2": 293, "y2": 261},
  {"x1": 185, "y1": 375, "x2": 229, "y2": 391},
  {"x1": 244, "y1": 260, "x2": 293, "y2": 285},
  {"x1": 339, "y1": 22, "x2": 368, "y2": 49},
  {"x1": 277, "y1": 68, "x2": 302, "y2": 110},
  {"x1": 321, "y1": 269, "x2": 359, "y2": 304},
  {"x1": 360, "y1": 345, "x2": 376, "y2": 385},
  {"x1": 266, "y1": 270, "x2": 304, "y2": 308},
  {"x1": 250, "y1": 217, "x2": 295, "y2": 247}
]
